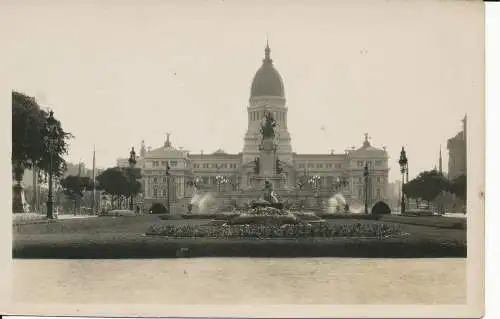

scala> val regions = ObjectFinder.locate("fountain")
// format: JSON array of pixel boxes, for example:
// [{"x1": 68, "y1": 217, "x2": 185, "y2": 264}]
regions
[{"x1": 226, "y1": 180, "x2": 326, "y2": 226}]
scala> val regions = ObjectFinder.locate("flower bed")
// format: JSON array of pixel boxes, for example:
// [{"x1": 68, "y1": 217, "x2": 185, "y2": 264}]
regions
[
  {"x1": 13, "y1": 213, "x2": 53, "y2": 225},
  {"x1": 246, "y1": 207, "x2": 289, "y2": 216},
  {"x1": 146, "y1": 222, "x2": 402, "y2": 239},
  {"x1": 317, "y1": 213, "x2": 379, "y2": 220}
]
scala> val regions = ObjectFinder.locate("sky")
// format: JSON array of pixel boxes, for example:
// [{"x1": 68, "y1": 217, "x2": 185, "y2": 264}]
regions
[{"x1": 1, "y1": 0, "x2": 483, "y2": 182}]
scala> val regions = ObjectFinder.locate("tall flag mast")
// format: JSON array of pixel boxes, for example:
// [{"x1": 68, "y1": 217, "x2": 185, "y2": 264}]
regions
[{"x1": 91, "y1": 145, "x2": 96, "y2": 214}]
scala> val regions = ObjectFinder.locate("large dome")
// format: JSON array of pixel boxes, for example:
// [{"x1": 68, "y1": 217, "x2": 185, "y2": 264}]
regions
[{"x1": 250, "y1": 44, "x2": 285, "y2": 99}]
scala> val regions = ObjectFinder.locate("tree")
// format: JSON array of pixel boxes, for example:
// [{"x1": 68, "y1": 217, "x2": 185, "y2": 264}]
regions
[
  {"x1": 12, "y1": 91, "x2": 72, "y2": 212},
  {"x1": 450, "y1": 174, "x2": 467, "y2": 201},
  {"x1": 96, "y1": 167, "x2": 142, "y2": 209},
  {"x1": 12, "y1": 91, "x2": 72, "y2": 176},
  {"x1": 60, "y1": 175, "x2": 93, "y2": 212},
  {"x1": 403, "y1": 169, "x2": 450, "y2": 202}
]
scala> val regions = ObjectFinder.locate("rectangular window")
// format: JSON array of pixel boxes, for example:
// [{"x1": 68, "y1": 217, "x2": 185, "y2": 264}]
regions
[
  {"x1": 326, "y1": 163, "x2": 332, "y2": 168},
  {"x1": 171, "y1": 161, "x2": 178, "y2": 167},
  {"x1": 161, "y1": 161, "x2": 167, "y2": 166},
  {"x1": 203, "y1": 163, "x2": 209, "y2": 168},
  {"x1": 163, "y1": 189, "x2": 167, "y2": 196},
  {"x1": 335, "y1": 163, "x2": 342, "y2": 169},
  {"x1": 376, "y1": 177, "x2": 381, "y2": 183},
  {"x1": 163, "y1": 177, "x2": 167, "y2": 183},
  {"x1": 308, "y1": 163, "x2": 314, "y2": 168},
  {"x1": 202, "y1": 177, "x2": 208, "y2": 184},
  {"x1": 316, "y1": 164, "x2": 323, "y2": 168},
  {"x1": 153, "y1": 189, "x2": 158, "y2": 197},
  {"x1": 376, "y1": 188, "x2": 381, "y2": 199},
  {"x1": 153, "y1": 177, "x2": 158, "y2": 183},
  {"x1": 375, "y1": 160, "x2": 383, "y2": 166},
  {"x1": 299, "y1": 164, "x2": 305, "y2": 168},
  {"x1": 153, "y1": 161, "x2": 159, "y2": 167}
]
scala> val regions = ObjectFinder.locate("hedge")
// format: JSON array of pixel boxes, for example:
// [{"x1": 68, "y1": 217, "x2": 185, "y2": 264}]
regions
[{"x1": 13, "y1": 237, "x2": 466, "y2": 259}]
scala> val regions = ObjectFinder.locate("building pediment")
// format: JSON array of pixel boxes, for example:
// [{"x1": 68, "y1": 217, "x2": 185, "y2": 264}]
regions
[
  {"x1": 350, "y1": 146, "x2": 387, "y2": 158},
  {"x1": 144, "y1": 146, "x2": 188, "y2": 159}
]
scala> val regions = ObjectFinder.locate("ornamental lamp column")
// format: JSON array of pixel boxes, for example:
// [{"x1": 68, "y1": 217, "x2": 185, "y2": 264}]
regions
[
  {"x1": 128, "y1": 147, "x2": 137, "y2": 211},
  {"x1": 363, "y1": 162, "x2": 369, "y2": 214},
  {"x1": 44, "y1": 110, "x2": 58, "y2": 219},
  {"x1": 165, "y1": 162, "x2": 171, "y2": 214},
  {"x1": 398, "y1": 147, "x2": 408, "y2": 215}
]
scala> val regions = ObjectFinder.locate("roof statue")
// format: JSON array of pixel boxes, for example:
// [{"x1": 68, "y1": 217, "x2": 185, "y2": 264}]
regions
[
  {"x1": 260, "y1": 111, "x2": 277, "y2": 140},
  {"x1": 164, "y1": 132, "x2": 172, "y2": 148},
  {"x1": 363, "y1": 133, "x2": 371, "y2": 148}
]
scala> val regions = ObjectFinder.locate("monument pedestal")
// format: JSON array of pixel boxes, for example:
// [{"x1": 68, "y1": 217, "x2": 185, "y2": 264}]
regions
[
  {"x1": 12, "y1": 184, "x2": 27, "y2": 213},
  {"x1": 251, "y1": 175, "x2": 283, "y2": 190}
]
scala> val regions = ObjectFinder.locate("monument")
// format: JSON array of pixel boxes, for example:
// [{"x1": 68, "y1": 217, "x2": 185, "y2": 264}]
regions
[{"x1": 250, "y1": 111, "x2": 285, "y2": 190}]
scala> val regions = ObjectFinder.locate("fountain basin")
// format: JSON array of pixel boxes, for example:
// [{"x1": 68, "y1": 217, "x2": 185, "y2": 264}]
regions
[{"x1": 227, "y1": 214, "x2": 302, "y2": 226}]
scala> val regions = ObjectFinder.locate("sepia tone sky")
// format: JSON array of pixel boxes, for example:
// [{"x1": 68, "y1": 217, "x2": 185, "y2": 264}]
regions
[{"x1": 1, "y1": 0, "x2": 483, "y2": 181}]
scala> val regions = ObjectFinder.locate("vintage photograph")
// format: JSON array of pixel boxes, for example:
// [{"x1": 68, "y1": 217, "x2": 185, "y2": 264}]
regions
[{"x1": 3, "y1": 0, "x2": 484, "y2": 317}]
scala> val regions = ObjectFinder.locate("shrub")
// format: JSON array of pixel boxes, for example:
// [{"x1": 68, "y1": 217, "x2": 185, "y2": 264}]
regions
[
  {"x1": 371, "y1": 201, "x2": 391, "y2": 215},
  {"x1": 151, "y1": 203, "x2": 168, "y2": 215}
]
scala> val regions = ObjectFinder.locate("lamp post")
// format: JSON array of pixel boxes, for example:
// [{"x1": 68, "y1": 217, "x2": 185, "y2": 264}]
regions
[
  {"x1": 398, "y1": 147, "x2": 408, "y2": 215},
  {"x1": 191, "y1": 176, "x2": 202, "y2": 190},
  {"x1": 363, "y1": 162, "x2": 369, "y2": 214},
  {"x1": 309, "y1": 175, "x2": 321, "y2": 211},
  {"x1": 128, "y1": 147, "x2": 137, "y2": 211},
  {"x1": 165, "y1": 162, "x2": 171, "y2": 214},
  {"x1": 215, "y1": 175, "x2": 228, "y2": 192},
  {"x1": 44, "y1": 110, "x2": 57, "y2": 219},
  {"x1": 333, "y1": 176, "x2": 348, "y2": 194}
]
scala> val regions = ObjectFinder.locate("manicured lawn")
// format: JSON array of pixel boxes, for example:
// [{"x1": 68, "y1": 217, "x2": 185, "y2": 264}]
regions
[
  {"x1": 12, "y1": 215, "x2": 466, "y2": 259},
  {"x1": 378, "y1": 215, "x2": 466, "y2": 230}
]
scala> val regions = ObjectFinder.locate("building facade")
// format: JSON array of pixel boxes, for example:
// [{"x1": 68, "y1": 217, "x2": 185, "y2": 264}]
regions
[
  {"x1": 447, "y1": 116, "x2": 467, "y2": 181},
  {"x1": 117, "y1": 44, "x2": 390, "y2": 213}
]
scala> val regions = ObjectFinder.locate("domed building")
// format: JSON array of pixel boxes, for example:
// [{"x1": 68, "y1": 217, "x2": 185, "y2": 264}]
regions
[{"x1": 118, "y1": 43, "x2": 390, "y2": 213}]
